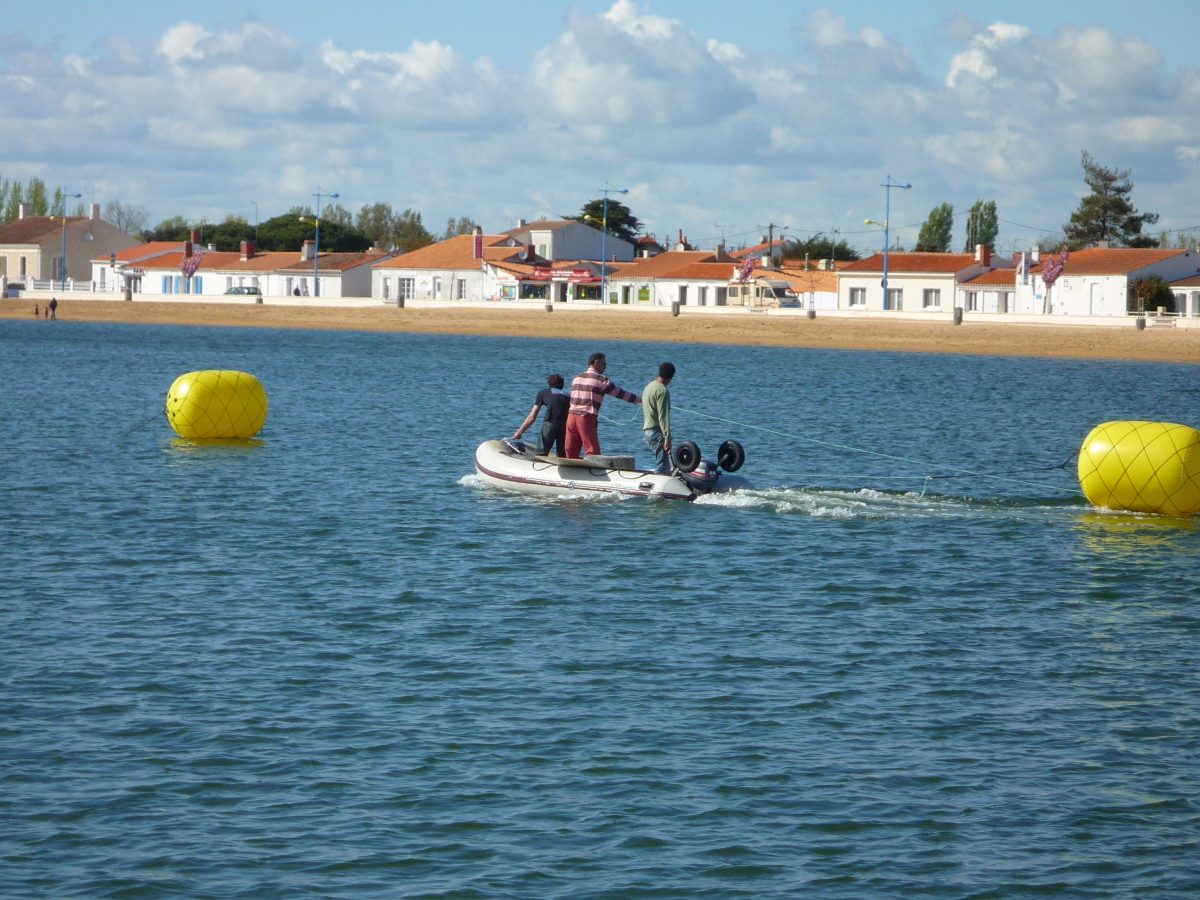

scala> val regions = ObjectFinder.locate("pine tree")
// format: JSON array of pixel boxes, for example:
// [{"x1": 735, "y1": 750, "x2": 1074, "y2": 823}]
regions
[{"x1": 1063, "y1": 151, "x2": 1159, "y2": 248}]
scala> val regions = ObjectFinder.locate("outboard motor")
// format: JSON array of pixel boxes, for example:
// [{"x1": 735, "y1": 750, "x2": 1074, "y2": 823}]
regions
[{"x1": 679, "y1": 459, "x2": 721, "y2": 494}]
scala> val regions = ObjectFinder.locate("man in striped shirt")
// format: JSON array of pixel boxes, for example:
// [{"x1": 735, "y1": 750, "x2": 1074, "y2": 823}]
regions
[{"x1": 564, "y1": 352, "x2": 641, "y2": 459}]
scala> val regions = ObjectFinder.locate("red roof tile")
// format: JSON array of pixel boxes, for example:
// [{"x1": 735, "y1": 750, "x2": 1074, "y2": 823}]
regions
[
  {"x1": 1030, "y1": 247, "x2": 1189, "y2": 276},
  {"x1": 840, "y1": 252, "x2": 977, "y2": 274}
]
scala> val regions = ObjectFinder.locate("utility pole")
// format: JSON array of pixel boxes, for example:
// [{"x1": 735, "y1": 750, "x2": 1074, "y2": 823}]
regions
[
  {"x1": 830, "y1": 227, "x2": 841, "y2": 270},
  {"x1": 764, "y1": 222, "x2": 788, "y2": 268}
]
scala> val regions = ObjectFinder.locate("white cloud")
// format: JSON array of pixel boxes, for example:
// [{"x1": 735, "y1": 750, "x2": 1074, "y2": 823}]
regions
[{"x1": 3, "y1": 2, "x2": 1197, "y2": 250}]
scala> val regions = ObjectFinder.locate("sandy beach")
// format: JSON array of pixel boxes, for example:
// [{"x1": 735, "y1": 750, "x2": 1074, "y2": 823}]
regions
[{"x1": 4, "y1": 298, "x2": 1199, "y2": 363}]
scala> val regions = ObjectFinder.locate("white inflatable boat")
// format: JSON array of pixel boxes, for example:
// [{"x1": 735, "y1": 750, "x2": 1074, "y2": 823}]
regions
[{"x1": 474, "y1": 437, "x2": 752, "y2": 501}]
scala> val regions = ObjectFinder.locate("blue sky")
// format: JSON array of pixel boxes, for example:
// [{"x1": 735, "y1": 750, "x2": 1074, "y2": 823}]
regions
[{"x1": 4, "y1": 1, "x2": 1198, "y2": 252}]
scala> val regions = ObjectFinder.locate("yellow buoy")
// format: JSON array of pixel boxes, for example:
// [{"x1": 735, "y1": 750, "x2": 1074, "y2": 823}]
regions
[
  {"x1": 1078, "y1": 420, "x2": 1200, "y2": 516},
  {"x1": 165, "y1": 370, "x2": 268, "y2": 439}
]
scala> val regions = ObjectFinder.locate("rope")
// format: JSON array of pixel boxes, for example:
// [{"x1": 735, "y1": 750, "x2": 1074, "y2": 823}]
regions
[{"x1": 672, "y1": 402, "x2": 1080, "y2": 496}]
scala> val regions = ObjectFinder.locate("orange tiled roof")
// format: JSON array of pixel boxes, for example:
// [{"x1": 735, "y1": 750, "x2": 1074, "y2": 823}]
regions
[
  {"x1": 777, "y1": 266, "x2": 838, "y2": 293},
  {"x1": 840, "y1": 252, "x2": 978, "y2": 274},
  {"x1": 276, "y1": 250, "x2": 390, "y2": 273},
  {"x1": 374, "y1": 234, "x2": 520, "y2": 270},
  {"x1": 959, "y1": 267, "x2": 1018, "y2": 287},
  {"x1": 608, "y1": 251, "x2": 728, "y2": 280},
  {"x1": 1029, "y1": 247, "x2": 1190, "y2": 276}
]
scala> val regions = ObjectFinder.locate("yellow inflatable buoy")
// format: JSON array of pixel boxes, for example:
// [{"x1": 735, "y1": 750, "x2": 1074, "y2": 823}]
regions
[
  {"x1": 165, "y1": 370, "x2": 268, "y2": 439},
  {"x1": 1078, "y1": 420, "x2": 1200, "y2": 516}
]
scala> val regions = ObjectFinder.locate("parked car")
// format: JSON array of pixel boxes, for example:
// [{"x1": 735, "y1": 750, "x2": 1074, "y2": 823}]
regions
[{"x1": 224, "y1": 286, "x2": 262, "y2": 296}]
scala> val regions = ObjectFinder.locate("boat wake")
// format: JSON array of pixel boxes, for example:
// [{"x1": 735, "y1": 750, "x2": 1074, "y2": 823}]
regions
[{"x1": 696, "y1": 484, "x2": 1085, "y2": 520}]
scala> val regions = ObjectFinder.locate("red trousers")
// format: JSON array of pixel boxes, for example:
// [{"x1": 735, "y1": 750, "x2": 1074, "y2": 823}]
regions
[{"x1": 564, "y1": 413, "x2": 600, "y2": 459}]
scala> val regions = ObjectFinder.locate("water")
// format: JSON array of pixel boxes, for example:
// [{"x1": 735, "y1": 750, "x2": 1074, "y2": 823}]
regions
[{"x1": 2, "y1": 320, "x2": 1198, "y2": 897}]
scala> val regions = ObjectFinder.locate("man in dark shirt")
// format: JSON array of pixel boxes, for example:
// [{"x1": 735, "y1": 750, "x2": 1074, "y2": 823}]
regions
[{"x1": 513, "y1": 374, "x2": 570, "y2": 456}]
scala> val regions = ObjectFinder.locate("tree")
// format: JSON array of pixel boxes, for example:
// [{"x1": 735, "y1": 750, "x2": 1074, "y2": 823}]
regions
[
  {"x1": 573, "y1": 198, "x2": 641, "y2": 244},
  {"x1": 106, "y1": 199, "x2": 149, "y2": 235},
  {"x1": 257, "y1": 212, "x2": 371, "y2": 253},
  {"x1": 1129, "y1": 276, "x2": 1176, "y2": 314},
  {"x1": 322, "y1": 203, "x2": 352, "y2": 227},
  {"x1": 26, "y1": 178, "x2": 49, "y2": 215},
  {"x1": 392, "y1": 208, "x2": 434, "y2": 252},
  {"x1": 962, "y1": 200, "x2": 998, "y2": 251},
  {"x1": 357, "y1": 202, "x2": 397, "y2": 246},
  {"x1": 916, "y1": 203, "x2": 955, "y2": 252},
  {"x1": 443, "y1": 216, "x2": 478, "y2": 239},
  {"x1": 3, "y1": 182, "x2": 24, "y2": 221},
  {"x1": 204, "y1": 219, "x2": 255, "y2": 251},
  {"x1": 783, "y1": 233, "x2": 860, "y2": 266},
  {"x1": 143, "y1": 215, "x2": 191, "y2": 242},
  {"x1": 1064, "y1": 151, "x2": 1159, "y2": 249}
]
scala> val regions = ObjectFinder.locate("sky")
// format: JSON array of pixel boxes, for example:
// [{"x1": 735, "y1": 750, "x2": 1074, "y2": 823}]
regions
[{"x1": 3, "y1": 0, "x2": 1198, "y2": 255}]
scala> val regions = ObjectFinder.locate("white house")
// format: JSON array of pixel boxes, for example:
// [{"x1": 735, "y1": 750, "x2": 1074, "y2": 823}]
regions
[
  {"x1": 838, "y1": 252, "x2": 978, "y2": 312},
  {"x1": 505, "y1": 218, "x2": 634, "y2": 264},
  {"x1": 607, "y1": 250, "x2": 738, "y2": 307},
  {"x1": 95, "y1": 238, "x2": 390, "y2": 298},
  {"x1": 1014, "y1": 247, "x2": 1200, "y2": 316},
  {"x1": 1170, "y1": 273, "x2": 1200, "y2": 318}
]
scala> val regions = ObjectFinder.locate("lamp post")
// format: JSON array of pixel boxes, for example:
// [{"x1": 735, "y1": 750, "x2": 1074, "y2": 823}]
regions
[
  {"x1": 312, "y1": 187, "x2": 339, "y2": 296},
  {"x1": 869, "y1": 176, "x2": 911, "y2": 310},
  {"x1": 51, "y1": 192, "x2": 83, "y2": 289},
  {"x1": 598, "y1": 181, "x2": 628, "y2": 303}
]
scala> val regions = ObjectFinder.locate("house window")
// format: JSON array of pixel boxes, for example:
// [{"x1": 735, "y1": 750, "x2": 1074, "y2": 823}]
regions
[
  {"x1": 849, "y1": 287, "x2": 866, "y2": 307},
  {"x1": 1001, "y1": 291, "x2": 1013, "y2": 313},
  {"x1": 20, "y1": 256, "x2": 27, "y2": 277},
  {"x1": 924, "y1": 288, "x2": 941, "y2": 309},
  {"x1": 382, "y1": 278, "x2": 390, "y2": 300},
  {"x1": 887, "y1": 288, "x2": 903, "y2": 310},
  {"x1": 432, "y1": 276, "x2": 442, "y2": 298},
  {"x1": 399, "y1": 278, "x2": 414, "y2": 299},
  {"x1": 456, "y1": 278, "x2": 466, "y2": 300}
]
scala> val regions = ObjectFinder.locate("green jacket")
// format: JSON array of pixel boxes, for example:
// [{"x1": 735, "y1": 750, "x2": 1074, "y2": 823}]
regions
[{"x1": 642, "y1": 379, "x2": 671, "y2": 441}]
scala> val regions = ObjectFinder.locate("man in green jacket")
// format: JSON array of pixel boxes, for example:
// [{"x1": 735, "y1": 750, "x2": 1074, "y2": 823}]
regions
[{"x1": 642, "y1": 362, "x2": 675, "y2": 473}]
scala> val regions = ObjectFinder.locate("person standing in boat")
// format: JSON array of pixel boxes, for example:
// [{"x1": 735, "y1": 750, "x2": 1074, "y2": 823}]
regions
[
  {"x1": 564, "y1": 352, "x2": 640, "y2": 459},
  {"x1": 513, "y1": 373, "x2": 570, "y2": 457},
  {"x1": 642, "y1": 362, "x2": 675, "y2": 473}
]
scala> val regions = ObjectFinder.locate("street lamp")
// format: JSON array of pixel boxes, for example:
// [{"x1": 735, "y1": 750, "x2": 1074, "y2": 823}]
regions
[
  {"x1": 312, "y1": 187, "x2": 339, "y2": 296},
  {"x1": 50, "y1": 192, "x2": 83, "y2": 290},
  {"x1": 870, "y1": 175, "x2": 911, "y2": 310},
  {"x1": 598, "y1": 181, "x2": 628, "y2": 303}
]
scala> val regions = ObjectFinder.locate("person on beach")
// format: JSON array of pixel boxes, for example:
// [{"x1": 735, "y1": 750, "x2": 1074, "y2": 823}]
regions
[
  {"x1": 642, "y1": 362, "x2": 675, "y2": 473},
  {"x1": 33, "y1": 303, "x2": 39, "y2": 317},
  {"x1": 49, "y1": 297, "x2": 58, "y2": 320},
  {"x1": 513, "y1": 374, "x2": 570, "y2": 457},
  {"x1": 564, "y1": 352, "x2": 640, "y2": 459}
]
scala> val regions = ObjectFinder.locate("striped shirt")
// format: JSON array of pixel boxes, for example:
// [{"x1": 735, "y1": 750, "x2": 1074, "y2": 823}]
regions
[{"x1": 568, "y1": 366, "x2": 639, "y2": 416}]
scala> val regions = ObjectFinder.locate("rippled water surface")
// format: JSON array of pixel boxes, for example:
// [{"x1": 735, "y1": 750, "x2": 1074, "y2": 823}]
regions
[{"x1": 3, "y1": 321, "x2": 1199, "y2": 897}]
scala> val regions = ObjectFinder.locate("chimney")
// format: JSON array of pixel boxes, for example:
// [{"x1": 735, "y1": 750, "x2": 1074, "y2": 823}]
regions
[
  {"x1": 18, "y1": 203, "x2": 26, "y2": 219},
  {"x1": 90, "y1": 202, "x2": 100, "y2": 221},
  {"x1": 1031, "y1": 246, "x2": 1041, "y2": 263},
  {"x1": 517, "y1": 218, "x2": 527, "y2": 228},
  {"x1": 301, "y1": 240, "x2": 314, "y2": 261},
  {"x1": 980, "y1": 244, "x2": 991, "y2": 267},
  {"x1": 184, "y1": 239, "x2": 193, "y2": 258},
  {"x1": 240, "y1": 240, "x2": 255, "y2": 261}
]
